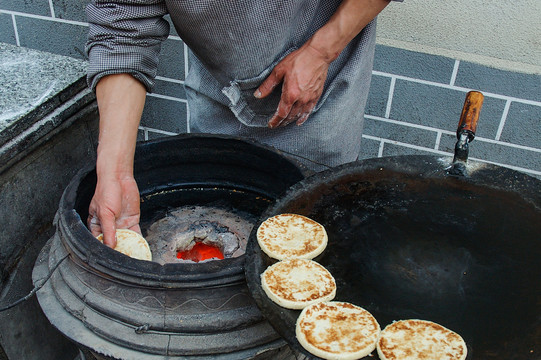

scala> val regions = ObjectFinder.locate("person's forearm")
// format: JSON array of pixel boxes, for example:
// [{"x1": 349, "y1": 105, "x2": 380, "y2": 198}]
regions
[
  {"x1": 307, "y1": 0, "x2": 391, "y2": 63},
  {"x1": 95, "y1": 74, "x2": 146, "y2": 180}
]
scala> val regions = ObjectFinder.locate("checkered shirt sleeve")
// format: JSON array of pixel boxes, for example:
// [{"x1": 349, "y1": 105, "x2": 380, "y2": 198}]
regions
[{"x1": 85, "y1": 0, "x2": 170, "y2": 92}]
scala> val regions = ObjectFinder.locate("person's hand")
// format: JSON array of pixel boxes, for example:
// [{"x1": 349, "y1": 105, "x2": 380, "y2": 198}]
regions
[
  {"x1": 88, "y1": 73, "x2": 146, "y2": 249},
  {"x1": 254, "y1": 43, "x2": 331, "y2": 129},
  {"x1": 254, "y1": 0, "x2": 392, "y2": 129},
  {"x1": 87, "y1": 174, "x2": 141, "y2": 248}
]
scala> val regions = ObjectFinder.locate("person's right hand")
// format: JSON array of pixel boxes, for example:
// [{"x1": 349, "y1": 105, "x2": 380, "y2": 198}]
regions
[
  {"x1": 87, "y1": 174, "x2": 141, "y2": 249},
  {"x1": 88, "y1": 73, "x2": 147, "y2": 249}
]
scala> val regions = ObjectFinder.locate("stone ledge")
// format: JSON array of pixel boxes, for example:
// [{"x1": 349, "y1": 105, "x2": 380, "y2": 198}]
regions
[{"x1": 0, "y1": 42, "x2": 91, "y2": 170}]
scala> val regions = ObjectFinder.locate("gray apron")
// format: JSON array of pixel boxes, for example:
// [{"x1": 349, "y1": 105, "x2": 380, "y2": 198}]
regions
[
  {"x1": 86, "y1": 0, "x2": 378, "y2": 170},
  {"x1": 168, "y1": 1, "x2": 377, "y2": 170}
]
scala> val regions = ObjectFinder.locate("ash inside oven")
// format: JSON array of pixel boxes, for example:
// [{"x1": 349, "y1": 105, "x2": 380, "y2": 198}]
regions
[{"x1": 145, "y1": 205, "x2": 254, "y2": 264}]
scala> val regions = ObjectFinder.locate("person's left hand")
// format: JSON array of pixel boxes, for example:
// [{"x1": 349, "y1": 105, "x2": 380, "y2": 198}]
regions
[{"x1": 254, "y1": 43, "x2": 332, "y2": 129}]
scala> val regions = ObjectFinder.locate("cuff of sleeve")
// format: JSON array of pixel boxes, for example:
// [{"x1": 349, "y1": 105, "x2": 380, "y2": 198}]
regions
[
  {"x1": 86, "y1": 44, "x2": 159, "y2": 93},
  {"x1": 88, "y1": 70, "x2": 154, "y2": 93}
]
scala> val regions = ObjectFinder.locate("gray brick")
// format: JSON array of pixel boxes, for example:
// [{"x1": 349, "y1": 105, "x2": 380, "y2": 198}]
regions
[
  {"x1": 455, "y1": 61, "x2": 541, "y2": 102},
  {"x1": 499, "y1": 102, "x2": 541, "y2": 149},
  {"x1": 374, "y1": 45, "x2": 456, "y2": 83},
  {"x1": 382, "y1": 142, "x2": 441, "y2": 157},
  {"x1": 52, "y1": 0, "x2": 89, "y2": 22},
  {"x1": 16, "y1": 17, "x2": 87, "y2": 59},
  {"x1": 365, "y1": 74, "x2": 391, "y2": 117},
  {"x1": 438, "y1": 133, "x2": 460, "y2": 154},
  {"x1": 141, "y1": 96, "x2": 187, "y2": 134},
  {"x1": 157, "y1": 38, "x2": 185, "y2": 80},
  {"x1": 0, "y1": 13, "x2": 16, "y2": 45},
  {"x1": 363, "y1": 117, "x2": 438, "y2": 149},
  {"x1": 390, "y1": 80, "x2": 506, "y2": 139},
  {"x1": 439, "y1": 133, "x2": 541, "y2": 173},
  {"x1": 358, "y1": 136, "x2": 381, "y2": 160},
  {"x1": 1, "y1": 0, "x2": 50, "y2": 16},
  {"x1": 153, "y1": 78, "x2": 186, "y2": 99}
]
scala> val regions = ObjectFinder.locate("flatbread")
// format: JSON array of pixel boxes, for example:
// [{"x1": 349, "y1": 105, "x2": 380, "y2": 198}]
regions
[
  {"x1": 296, "y1": 301, "x2": 380, "y2": 360},
  {"x1": 256, "y1": 213, "x2": 327, "y2": 260},
  {"x1": 377, "y1": 319, "x2": 467, "y2": 360},
  {"x1": 96, "y1": 229, "x2": 152, "y2": 261},
  {"x1": 261, "y1": 258, "x2": 336, "y2": 309}
]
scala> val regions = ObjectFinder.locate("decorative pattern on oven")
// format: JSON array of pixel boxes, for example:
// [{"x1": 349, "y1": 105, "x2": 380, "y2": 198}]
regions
[{"x1": 165, "y1": 292, "x2": 253, "y2": 312}]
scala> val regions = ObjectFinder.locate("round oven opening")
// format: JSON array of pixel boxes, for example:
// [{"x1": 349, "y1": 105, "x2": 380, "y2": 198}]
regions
[
  {"x1": 68, "y1": 134, "x2": 306, "y2": 287},
  {"x1": 145, "y1": 205, "x2": 254, "y2": 264},
  {"x1": 34, "y1": 134, "x2": 306, "y2": 359},
  {"x1": 137, "y1": 183, "x2": 271, "y2": 268}
]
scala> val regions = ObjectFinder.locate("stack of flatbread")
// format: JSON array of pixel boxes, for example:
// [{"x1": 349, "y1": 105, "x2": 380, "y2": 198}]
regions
[
  {"x1": 257, "y1": 213, "x2": 467, "y2": 360},
  {"x1": 257, "y1": 214, "x2": 381, "y2": 359},
  {"x1": 258, "y1": 214, "x2": 334, "y2": 305},
  {"x1": 258, "y1": 214, "x2": 336, "y2": 310},
  {"x1": 96, "y1": 229, "x2": 152, "y2": 261}
]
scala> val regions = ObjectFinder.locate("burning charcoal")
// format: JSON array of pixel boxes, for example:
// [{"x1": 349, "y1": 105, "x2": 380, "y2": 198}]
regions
[
  {"x1": 193, "y1": 221, "x2": 214, "y2": 240},
  {"x1": 171, "y1": 229, "x2": 196, "y2": 250},
  {"x1": 145, "y1": 205, "x2": 254, "y2": 264},
  {"x1": 220, "y1": 233, "x2": 240, "y2": 257}
]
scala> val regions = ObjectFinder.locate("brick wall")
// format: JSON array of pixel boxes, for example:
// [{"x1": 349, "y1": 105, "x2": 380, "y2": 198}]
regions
[
  {"x1": 1, "y1": 1, "x2": 539, "y2": 177},
  {"x1": 364, "y1": 46, "x2": 541, "y2": 178}
]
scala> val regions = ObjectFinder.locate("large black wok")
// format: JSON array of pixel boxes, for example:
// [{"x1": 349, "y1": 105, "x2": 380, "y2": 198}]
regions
[{"x1": 245, "y1": 92, "x2": 541, "y2": 359}]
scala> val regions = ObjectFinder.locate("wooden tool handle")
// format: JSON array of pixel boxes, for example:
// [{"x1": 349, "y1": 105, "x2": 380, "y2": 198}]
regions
[{"x1": 457, "y1": 91, "x2": 484, "y2": 140}]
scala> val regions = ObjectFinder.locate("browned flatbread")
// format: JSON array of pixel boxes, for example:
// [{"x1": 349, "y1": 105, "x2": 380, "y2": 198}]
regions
[
  {"x1": 256, "y1": 213, "x2": 327, "y2": 260},
  {"x1": 261, "y1": 258, "x2": 336, "y2": 309},
  {"x1": 96, "y1": 229, "x2": 152, "y2": 261},
  {"x1": 296, "y1": 301, "x2": 380, "y2": 360},
  {"x1": 377, "y1": 319, "x2": 467, "y2": 360}
]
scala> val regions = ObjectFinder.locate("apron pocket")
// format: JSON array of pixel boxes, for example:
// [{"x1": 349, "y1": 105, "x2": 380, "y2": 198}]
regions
[
  {"x1": 221, "y1": 46, "x2": 334, "y2": 128},
  {"x1": 221, "y1": 48, "x2": 296, "y2": 128}
]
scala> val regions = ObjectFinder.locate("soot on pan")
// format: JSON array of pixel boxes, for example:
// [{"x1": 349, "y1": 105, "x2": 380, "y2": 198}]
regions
[{"x1": 145, "y1": 205, "x2": 254, "y2": 264}]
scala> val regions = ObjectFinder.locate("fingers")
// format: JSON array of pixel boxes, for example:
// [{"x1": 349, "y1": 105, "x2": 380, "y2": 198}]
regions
[
  {"x1": 86, "y1": 175, "x2": 141, "y2": 250},
  {"x1": 267, "y1": 80, "x2": 304, "y2": 128},
  {"x1": 100, "y1": 211, "x2": 117, "y2": 249},
  {"x1": 296, "y1": 111, "x2": 311, "y2": 126},
  {"x1": 87, "y1": 211, "x2": 140, "y2": 250},
  {"x1": 88, "y1": 214, "x2": 102, "y2": 237},
  {"x1": 268, "y1": 95, "x2": 295, "y2": 128},
  {"x1": 129, "y1": 223, "x2": 142, "y2": 236},
  {"x1": 268, "y1": 97, "x2": 316, "y2": 129},
  {"x1": 294, "y1": 99, "x2": 317, "y2": 126},
  {"x1": 259, "y1": 47, "x2": 327, "y2": 129},
  {"x1": 254, "y1": 68, "x2": 284, "y2": 99},
  {"x1": 88, "y1": 211, "x2": 117, "y2": 249}
]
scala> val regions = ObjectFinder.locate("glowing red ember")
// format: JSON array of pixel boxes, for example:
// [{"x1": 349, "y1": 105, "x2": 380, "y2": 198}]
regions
[{"x1": 177, "y1": 242, "x2": 225, "y2": 262}]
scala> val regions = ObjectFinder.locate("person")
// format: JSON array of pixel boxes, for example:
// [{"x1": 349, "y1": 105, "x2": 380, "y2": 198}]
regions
[{"x1": 85, "y1": 0, "x2": 399, "y2": 247}]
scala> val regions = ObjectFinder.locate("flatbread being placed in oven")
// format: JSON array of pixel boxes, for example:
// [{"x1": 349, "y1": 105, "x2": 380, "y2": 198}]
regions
[
  {"x1": 261, "y1": 258, "x2": 336, "y2": 309},
  {"x1": 256, "y1": 213, "x2": 327, "y2": 260},
  {"x1": 377, "y1": 319, "x2": 467, "y2": 360},
  {"x1": 296, "y1": 301, "x2": 381, "y2": 360},
  {"x1": 96, "y1": 229, "x2": 152, "y2": 261}
]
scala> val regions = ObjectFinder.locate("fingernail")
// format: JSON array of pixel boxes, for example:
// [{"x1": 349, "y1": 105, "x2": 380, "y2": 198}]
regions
[{"x1": 253, "y1": 90, "x2": 261, "y2": 98}]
